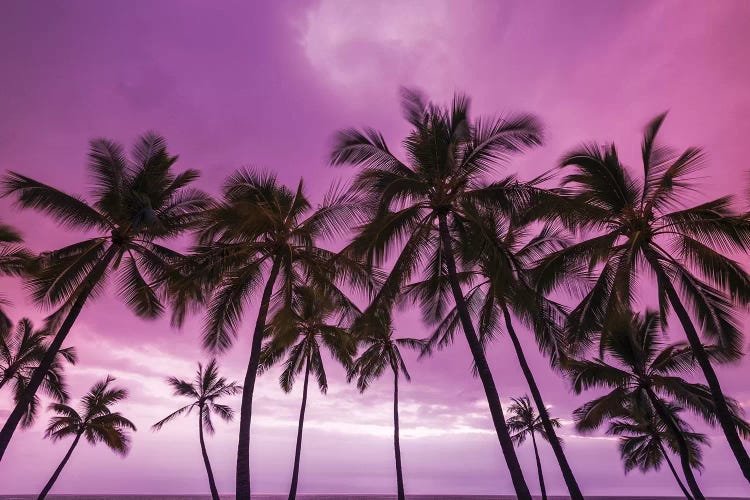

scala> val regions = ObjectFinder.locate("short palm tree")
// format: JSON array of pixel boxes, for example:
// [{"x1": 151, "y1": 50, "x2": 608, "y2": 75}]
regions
[
  {"x1": 259, "y1": 285, "x2": 357, "y2": 500},
  {"x1": 38, "y1": 376, "x2": 135, "y2": 499},
  {"x1": 153, "y1": 359, "x2": 242, "y2": 500},
  {"x1": 0, "y1": 133, "x2": 209, "y2": 460},
  {"x1": 535, "y1": 113, "x2": 750, "y2": 481},
  {"x1": 567, "y1": 310, "x2": 750, "y2": 500},
  {"x1": 188, "y1": 171, "x2": 370, "y2": 500},
  {"x1": 0, "y1": 221, "x2": 33, "y2": 332},
  {"x1": 608, "y1": 401, "x2": 706, "y2": 500},
  {"x1": 330, "y1": 88, "x2": 548, "y2": 499},
  {"x1": 347, "y1": 313, "x2": 423, "y2": 500},
  {"x1": 507, "y1": 395, "x2": 561, "y2": 500},
  {"x1": 0, "y1": 318, "x2": 76, "y2": 427}
]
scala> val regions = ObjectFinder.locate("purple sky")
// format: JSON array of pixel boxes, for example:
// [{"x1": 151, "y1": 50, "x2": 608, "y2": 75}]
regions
[{"x1": 1, "y1": 0, "x2": 750, "y2": 496}]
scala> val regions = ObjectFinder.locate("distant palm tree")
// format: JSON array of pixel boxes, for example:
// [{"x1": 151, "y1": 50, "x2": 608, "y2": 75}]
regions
[
  {"x1": 567, "y1": 310, "x2": 750, "y2": 500},
  {"x1": 153, "y1": 359, "x2": 242, "y2": 500},
  {"x1": 38, "y1": 376, "x2": 135, "y2": 499},
  {"x1": 259, "y1": 286, "x2": 357, "y2": 500},
  {"x1": 507, "y1": 395, "x2": 560, "y2": 500},
  {"x1": 187, "y1": 171, "x2": 372, "y2": 500},
  {"x1": 347, "y1": 313, "x2": 423, "y2": 500},
  {"x1": 0, "y1": 221, "x2": 34, "y2": 332},
  {"x1": 535, "y1": 113, "x2": 750, "y2": 481},
  {"x1": 0, "y1": 133, "x2": 209, "y2": 459},
  {"x1": 608, "y1": 402, "x2": 706, "y2": 500},
  {"x1": 331, "y1": 88, "x2": 549, "y2": 500},
  {"x1": 0, "y1": 318, "x2": 76, "y2": 427}
]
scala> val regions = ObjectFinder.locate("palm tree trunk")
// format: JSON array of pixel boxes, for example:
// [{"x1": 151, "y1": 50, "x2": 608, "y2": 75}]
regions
[
  {"x1": 393, "y1": 370, "x2": 405, "y2": 500},
  {"x1": 236, "y1": 257, "x2": 282, "y2": 500},
  {"x1": 37, "y1": 432, "x2": 82, "y2": 499},
  {"x1": 437, "y1": 212, "x2": 532, "y2": 500},
  {"x1": 644, "y1": 386, "x2": 705, "y2": 500},
  {"x1": 530, "y1": 432, "x2": 548, "y2": 500},
  {"x1": 288, "y1": 359, "x2": 311, "y2": 500},
  {"x1": 0, "y1": 246, "x2": 117, "y2": 462},
  {"x1": 502, "y1": 306, "x2": 584, "y2": 500},
  {"x1": 658, "y1": 441, "x2": 693, "y2": 500},
  {"x1": 654, "y1": 265, "x2": 750, "y2": 483},
  {"x1": 198, "y1": 405, "x2": 221, "y2": 500}
]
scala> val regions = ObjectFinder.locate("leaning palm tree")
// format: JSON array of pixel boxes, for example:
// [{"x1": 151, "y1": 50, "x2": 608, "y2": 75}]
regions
[
  {"x1": 0, "y1": 133, "x2": 210, "y2": 460},
  {"x1": 608, "y1": 401, "x2": 706, "y2": 500},
  {"x1": 38, "y1": 376, "x2": 136, "y2": 499},
  {"x1": 0, "y1": 221, "x2": 33, "y2": 332},
  {"x1": 259, "y1": 285, "x2": 357, "y2": 500},
  {"x1": 153, "y1": 359, "x2": 242, "y2": 500},
  {"x1": 535, "y1": 113, "x2": 750, "y2": 481},
  {"x1": 347, "y1": 313, "x2": 423, "y2": 500},
  {"x1": 186, "y1": 171, "x2": 371, "y2": 500},
  {"x1": 507, "y1": 395, "x2": 561, "y2": 500},
  {"x1": 0, "y1": 318, "x2": 77, "y2": 427},
  {"x1": 567, "y1": 310, "x2": 750, "y2": 500},
  {"x1": 331, "y1": 87, "x2": 555, "y2": 499}
]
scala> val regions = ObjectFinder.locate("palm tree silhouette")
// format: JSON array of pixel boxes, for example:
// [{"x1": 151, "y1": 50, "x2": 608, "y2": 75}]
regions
[
  {"x1": 38, "y1": 376, "x2": 135, "y2": 499},
  {"x1": 0, "y1": 133, "x2": 209, "y2": 459},
  {"x1": 0, "y1": 221, "x2": 34, "y2": 332},
  {"x1": 259, "y1": 285, "x2": 357, "y2": 500},
  {"x1": 567, "y1": 310, "x2": 750, "y2": 500},
  {"x1": 507, "y1": 395, "x2": 561, "y2": 500},
  {"x1": 608, "y1": 402, "x2": 706, "y2": 500},
  {"x1": 535, "y1": 113, "x2": 750, "y2": 481},
  {"x1": 330, "y1": 87, "x2": 548, "y2": 500},
  {"x1": 0, "y1": 318, "x2": 76, "y2": 427},
  {"x1": 186, "y1": 171, "x2": 371, "y2": 500},
  {"x1": 153, "y1": 359, "x2": 242, "y2": 500},
  {"x1": 347, "y1": 313, "x2": 423, "y2": 500}
]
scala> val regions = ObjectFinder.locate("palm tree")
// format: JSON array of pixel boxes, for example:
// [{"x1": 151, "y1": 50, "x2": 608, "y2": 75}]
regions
[
  {"x1": 567, "y1": 310, "x2": 750, "y2": 500},
  {"x1": 38, "y1": 376, "x2": 136, "y2": 499},
  {"x1": 347, "y1": 313, "x2": 423, "y2": 500},
  {"x1": 0, "y1": 318, "x2": 77, "y2": 427},
  {"x1": 259, "y1": 285, "x2": 357, "y2": 500},
  {"x1": 507, "y1": 395, "x2": 561, "y2": 500},
  {"x1": 330, "y1": 87, "x2": 558, "y2": 499},
  {"x1": 187, "y1": 171, "x2": 371, "y2": 500},
  {"x1": 608, "y1": 401, "x2": 706, "y2": 500},
  {"x1": 534, "y1": 113, "x2": 750, "y2": 481},
  {"x1": 0, "y1": 221, "x2": 34, "y2": 332},
  {"x1": 153, "y1": 359, "x2": 241, "y2": 500},
  {"x1": 0, "y1": 133, "x2": 209, "y2": 459}
]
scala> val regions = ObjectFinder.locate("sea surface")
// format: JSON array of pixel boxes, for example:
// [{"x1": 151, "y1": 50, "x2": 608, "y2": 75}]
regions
[{"x1": 0, "y1": 496, "x2": 745, "y2": 500}]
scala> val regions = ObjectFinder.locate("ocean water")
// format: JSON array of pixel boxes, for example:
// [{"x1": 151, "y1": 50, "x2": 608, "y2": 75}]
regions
[{"x1": 0, "y1": 496, "x2": 743, "y2": 500}]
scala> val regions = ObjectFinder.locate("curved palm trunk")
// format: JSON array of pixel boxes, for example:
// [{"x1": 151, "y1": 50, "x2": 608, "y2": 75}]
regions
[
  {"x1": 437, "y1": 213, "x2": 532, "y2": 500},
  {"x1": 502, "y1": 307, "x2": 584, "y2": 499},
  {"x1": 198, "y1": 405, "x2": 221, "y2": 500},
  {"x1": 654, "y1": 265, "x2": 750, "y2": 483},
  {"x1": 288, "y1": 360, "x2": 311, "y2": 500},
  {"x1": 530, "y1": 432, "x2": 548, "y2": 500},
  {"x1": 38, "y1": 433, "x2": 82, "y2": 499},
  {"x1": 0, "y1": 246, "x2": 117, "y2": 462},
  {"x1": 658, "y1": 441, "x2": 693, "y2": 500},
  {"x1": 236, "y1": 257, "x2": 282, "y2": 500},
  {"x1": 645, "y1": 387, "x2": 705, "y2": 500},
  {"x1": 393, "y1": 370, "x2": 405, "y2": 500}
]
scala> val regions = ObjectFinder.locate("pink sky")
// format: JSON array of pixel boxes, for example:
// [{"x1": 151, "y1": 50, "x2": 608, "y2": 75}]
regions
[{"x1": 1, "y1": 0, "x2": 750, "y2": 496}]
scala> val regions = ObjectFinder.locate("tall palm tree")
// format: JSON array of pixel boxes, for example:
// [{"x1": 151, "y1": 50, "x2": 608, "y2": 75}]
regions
[
  {"x1": 38, "y1": 376, "x2": 135, "y2": 499},
  {"x1": 567, "y1": 310, "x2": 750, "y2": 500},
  {"x1": 507, "y1": 395, "x2": 561, "y2": 500},
  {"x1": 330, "y1": 88, "x2": 548, "y2": 499},
  {"x1": 0, "y1": 318, "x2": 77, "y2": 427},
  {"x1": 0, "y1": 133, "x2": 209, "y2": 460},
  {"x1": 259, "y1": 285, "x2": 357, "y2": 500},
  {"x1": 608, "y1": 401, "x2": 706, "y2": 500},
  {"x1": 153, "y1": 359, "x2": 242, "y2": 500},
  {"x1": 347, "y1": 313, "x2": 423, "y2": 500},
  {"x1": 187, "y1": 171, "x2": 371, "y2": 500},
  {"x1": 0, "y1": 221, "x2": 34, "y2": 332},
  {"x1": 535, "y1": 113, "x2": 750, "y2": 481},
  {"x1": 413, "y1": 208, "x2": 582, "y2": 497}
]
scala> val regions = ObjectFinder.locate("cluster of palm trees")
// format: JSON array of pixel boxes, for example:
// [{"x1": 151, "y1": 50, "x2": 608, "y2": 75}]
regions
[{"x1": 0, "y1": 88, "x2": 749, "y2": 500}]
